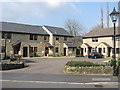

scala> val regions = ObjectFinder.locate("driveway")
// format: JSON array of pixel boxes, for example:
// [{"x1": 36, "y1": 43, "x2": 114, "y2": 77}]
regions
[{"x1": 2, "y1": 57, "x2": 111, "y2": 74}]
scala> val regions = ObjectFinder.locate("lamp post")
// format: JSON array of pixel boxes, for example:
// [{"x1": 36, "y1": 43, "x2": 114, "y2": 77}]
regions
[
  {"x1": 110, "y1": 7, "x2": 120, "y2": 76},
  {"x1": 4, "y1": 33, "x2": 7, "y2": 59}
]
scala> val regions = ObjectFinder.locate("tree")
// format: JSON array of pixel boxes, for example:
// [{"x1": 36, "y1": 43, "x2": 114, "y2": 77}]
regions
[
  {"x1": 64, "y1": 19, "x2": 83, "y2": 37},
  {"x1": 64, "y1": 19, "x2": 84, "y2": 48}
]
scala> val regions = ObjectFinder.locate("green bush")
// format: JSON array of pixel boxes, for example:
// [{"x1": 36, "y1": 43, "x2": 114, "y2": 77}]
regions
[
  {"x1": 76, "y1": 54, "x2": 84, "y2": 57},
  {"x1": 106, "y1": 59, "x2": 120, "y2": 66},
  {"x1": 66, "y1": 61, "x2": 104, "y2": 67}
]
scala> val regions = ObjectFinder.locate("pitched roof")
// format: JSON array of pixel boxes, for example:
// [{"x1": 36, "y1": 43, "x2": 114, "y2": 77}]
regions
[
  {"x1": 83, "y1": 26, "x2": 120, "y2": 38},
  {"x1": 83, "y1": 43, "x2": 91, "y2": 47},
  {"x1": 96, "y1": 42, "x2": 111, "y2": 47},
  {"x1": 44, "y1": 25, "x2": 73, "y2": 36},
  {"x1": 0, "y1": 22, "x2": 48, "y2": 35},
  {"x1": 64, "y1": 42, "x2": 76, "y2": 48}
]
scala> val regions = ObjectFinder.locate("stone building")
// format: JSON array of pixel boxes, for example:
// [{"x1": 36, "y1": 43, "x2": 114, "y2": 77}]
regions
[
  {"x1": 81, "y1": 26, "x2": 120, "y2": 59},
  {"x1": 0, "y1": 22, "x2": 76, "y2": 59}
]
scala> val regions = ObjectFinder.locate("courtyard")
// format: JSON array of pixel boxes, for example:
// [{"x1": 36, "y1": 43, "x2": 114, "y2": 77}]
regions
[{"x1": 2, "y1": 57, "x2": 111, "y2": 74}]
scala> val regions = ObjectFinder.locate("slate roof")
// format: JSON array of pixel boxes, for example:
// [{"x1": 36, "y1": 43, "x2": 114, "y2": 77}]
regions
[
  {"x1": 44, "y1": 25, "x2": 73, "y2": 37},
  {"x1": 83, "y1": 26, "x2": 120, "y2": 38},
  {"x1": 0, "y1": 22, "x2": 48, "y2": 35},
  {"x1": 44, "y1": 41, "x2": 53, "y2": 47},
  {"x1": 64, "y1": 42, "x2": 76, "y2": 48},
  {"x1": 96, "y1": 42, "x2": 111, "y2": 47},
  {"x1": 83, "y1": 43, "x2": 91, "y2": 47}
]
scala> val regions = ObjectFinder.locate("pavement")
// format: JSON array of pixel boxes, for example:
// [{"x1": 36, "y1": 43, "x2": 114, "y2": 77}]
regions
[{"x1": 1, "y1": 57, "x2": 119, "y2": 88}]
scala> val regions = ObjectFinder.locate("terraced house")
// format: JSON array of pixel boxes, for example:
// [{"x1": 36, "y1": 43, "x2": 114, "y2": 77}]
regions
[
  {"x1": 0, "y1": 22, "x2": 76, "y2": 59},
  {"x1": 81, "y1": 2, "x2": 120, "y2": 59},
  {"x1": 81, "y1": 26, "x2": 120, "y2": 59}
]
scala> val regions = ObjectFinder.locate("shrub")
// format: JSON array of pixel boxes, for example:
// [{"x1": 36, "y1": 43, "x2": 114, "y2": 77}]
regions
[
  {"x1": 106, "y1": 59, "x2": 120, "y2": 66},
  {"x1": 76, "y1": 54, "x2": 84, "y2": 57},
  {"x1": 66, "y1": 61, "x2": 104, "y2": 67}
]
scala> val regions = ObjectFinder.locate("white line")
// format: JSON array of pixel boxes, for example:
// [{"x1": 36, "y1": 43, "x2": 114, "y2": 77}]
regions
[{"x1": 0, "y1": 80, "x2": 118, "y2": 85}]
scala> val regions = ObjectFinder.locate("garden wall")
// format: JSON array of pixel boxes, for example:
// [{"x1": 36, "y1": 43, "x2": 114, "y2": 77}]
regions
[{"x1": 64, "y1": 66, "x2": 113, "y2": 74}]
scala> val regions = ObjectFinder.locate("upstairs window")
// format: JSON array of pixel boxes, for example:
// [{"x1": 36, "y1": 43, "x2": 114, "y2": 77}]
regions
[
  {"x1": 92, "y1": 38, "x2": 98, "y2": 42},
  {"x1": 116, "y1": 36, "x2": 120, "y2": 41},
  {"x1": 1, "y1": 46, "x2": 5, "y2": 53},
  {"x1": 112, "y1": 36, "x2": 120, "y2": 41},
  {"x1": 56, "y1": 36, "x2": 59, "y2": 40},
  {"x1": 2, "y1": 32, "x2": 12, "y2": 39},
  {"x1": 116, "y1": 48, "x2": 120, "y2": 54},
  {"x1": 64, "y1": 37, "x2": 67, "y2": 41},
  {"x1": 30, "y1": 34, "x2": 37, "y2": 40},
  {"x1": 44, "y1": 36, "x2": 47, "y2": 41}
]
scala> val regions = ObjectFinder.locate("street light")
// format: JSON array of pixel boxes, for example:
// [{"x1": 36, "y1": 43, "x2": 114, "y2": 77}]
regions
[
  {"x1": 110, "y1": 7, "x2": 120, "y2": 76},
  {"x1": 4, "y1": 33, "x2": 7, "y2": 59}
]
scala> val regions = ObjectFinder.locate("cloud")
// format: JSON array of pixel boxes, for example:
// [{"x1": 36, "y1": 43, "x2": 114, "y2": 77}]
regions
[{"x1": 1, "y1": 2, "x2": 79, "y2": 22}]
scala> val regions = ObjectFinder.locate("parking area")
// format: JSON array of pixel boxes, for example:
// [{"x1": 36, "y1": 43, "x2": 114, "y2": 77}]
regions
[{"x1": 2, "y1": 57, "x2": 111, "y2": 74}]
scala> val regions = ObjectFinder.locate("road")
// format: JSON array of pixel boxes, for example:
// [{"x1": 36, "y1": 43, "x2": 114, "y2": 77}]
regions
[{"x1": 1, "y1": 57, "x2": 119, "y2": 88}]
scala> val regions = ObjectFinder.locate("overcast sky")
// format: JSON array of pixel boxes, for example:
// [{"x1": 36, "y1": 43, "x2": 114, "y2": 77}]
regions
[{"x1": 1, "y1": 1, "x2": 118, "y2": 33}]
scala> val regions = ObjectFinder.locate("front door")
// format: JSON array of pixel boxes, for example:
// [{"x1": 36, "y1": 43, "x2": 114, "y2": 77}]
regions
[
  {"x1": 98, "y1": 48, "x2": 102, "y2": 54},
  {"x1": 23, "y1": 47, "x2": 28, "y2": 57},
  {"x1": 81, "y1": 48, "x2": 83, "y2": 55},
  {"x1": 45, "y1": 47, "x2": 49, "y2": 56},
  {"x1": 108, "y1": 47, "x2": 111, "y2": 57},
  {"x1": 64, "y1": 48, "x2": 66, "y2": 56},
  {"x1": 88, "y1": 47, "x2": 92, "y2": 53}
]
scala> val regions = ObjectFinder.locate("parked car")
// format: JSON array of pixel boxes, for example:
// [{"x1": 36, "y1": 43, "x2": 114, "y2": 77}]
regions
[{"x1": 88, "y1": 52, "x2": 103, "y2": 59}]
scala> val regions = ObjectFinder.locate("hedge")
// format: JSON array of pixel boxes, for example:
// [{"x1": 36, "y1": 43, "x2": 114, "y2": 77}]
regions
[{"x1": 66, "y1": 61, "x2": 105, "y2": 67}]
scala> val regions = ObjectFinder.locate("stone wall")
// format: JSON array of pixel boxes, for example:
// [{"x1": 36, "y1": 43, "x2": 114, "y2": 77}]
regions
[{"x1": 64, "y1": 66, "x2": 113, "y2": 74}]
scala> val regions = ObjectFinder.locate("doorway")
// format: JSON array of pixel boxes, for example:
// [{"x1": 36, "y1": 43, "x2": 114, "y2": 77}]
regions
[
  {"x1": 23, "y1": 47, "x2": 28, "y2": 57},
  {"x1": 98, "y1": 48, "x2": 102, "y2": 54},
  {"x1": 64, "y1": 48, "x2": 66, "y2": 56},
  {"x1": 88, "y1": 47, "x2": 92, "y2": 53},
  {"x1": 45, "y1": 47, "x2": 49, "y2": 56},
  {"x1": 81, "y1": 48, "x2": 83, "y2": 55},
  {"x1": 108, "y1": 47, "x2": 111, "y2": 57}
]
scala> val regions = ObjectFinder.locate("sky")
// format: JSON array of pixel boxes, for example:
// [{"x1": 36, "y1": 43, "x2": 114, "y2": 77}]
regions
[{"x1": 0, "y1": 1, "x2": 119, "y2": 34}]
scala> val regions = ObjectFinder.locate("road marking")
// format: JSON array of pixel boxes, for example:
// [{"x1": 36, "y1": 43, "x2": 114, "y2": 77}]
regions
[
  {"x1": 0, "y1": 80, "x2": 118, "y2": 85},
  {"x1": 92, "y1": 78, "x2": 111, "y2": 81}
]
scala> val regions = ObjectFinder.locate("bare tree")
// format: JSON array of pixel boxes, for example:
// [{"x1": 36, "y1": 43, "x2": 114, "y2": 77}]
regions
[{"x1": 64, "y1": 19, "x2": 83, "y2": 37}]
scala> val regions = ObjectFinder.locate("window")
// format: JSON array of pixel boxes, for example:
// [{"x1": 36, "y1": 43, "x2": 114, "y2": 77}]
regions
[
  {"x1": 92, "y1": 38, "x2": 98, "y2": 42},
  {"x1": 85, "y1": 48, "x2": 86, "y2": 52},
  {"x1": 34, "y1": 35, "x2": 37, "y2": 40},
  {"x1": 30, "y1": 34, "x2": 37, "y2": 40},
  {"x1": 44, "y1": 36, "x2": 46, "y2": 40},
  {"x1": 116, "y1": 48, "x2": 120, "y2": 54},
  {"x1": 29, "y1": 47, "x2": 37, "y2": 53},
  {"x1": 1, "y1": 46, "x2": 5, "y2": 53},
  {"x1": 56, "y1": 36, "x2": 59, "y2": 40},
  {"x1": 34, "y1": 47, "x2": 37, "y2": 52},
  {"x1": 64, "y1": 37, "x2": 67, "y2": 41},
  {"x1": 30, "y1": 34, "x2": 34, "y2": 40},
  {"x1": 55, "y1": 47, "x2": 59, "y2": 53},
  {"x1": 2, "y1": 32, "x2": 12, "y2": 39},
  {"x1": 30, "y1": 47, "x2": 34, "y2": 53},
  {"x1": 112, "y1": 36, "x2": 120, "y2": 41},
  {"x1": 116, "y1": 36, "x2": 120, "y2": 41},
  {"x1": 103, "y1": 48, "x2": 105, "y2": 53}
]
